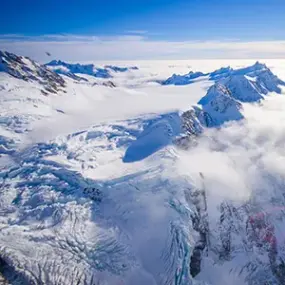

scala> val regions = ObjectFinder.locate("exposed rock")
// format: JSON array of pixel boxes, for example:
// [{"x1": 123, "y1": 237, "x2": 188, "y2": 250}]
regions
[
  {"x1": 92, "y1": 81, "x2": 116, "y2": 88},
  {"x1": 105, "y1": 65, "x2": 138, "y2": 72},
  {"x1": 102, "y1": 81, "x2": 116, "y2": 88},
  {"x1": 0, "y1": 50, "x2": 65, "y2": 94}
]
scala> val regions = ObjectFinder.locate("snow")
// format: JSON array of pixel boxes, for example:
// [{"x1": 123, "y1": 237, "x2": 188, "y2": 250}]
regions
[
  {"x1": 26, "y1": 80, "x2": 210, "y2": 143},
  {"x1": 198, "y1": 83, "x2": 244, "y2": 126},
  {"x1": 222, "y1": 75, "x2": 264, "y2": 102},
  {"x1": 1, "y1": 54, "x2": 285, "y2": 285},
  {"x1": 123, "y1": 112, "x2": 181, "y2": 162},
  {"x1": 45, "y1": 60, "x2": 139, "y2": 79}
]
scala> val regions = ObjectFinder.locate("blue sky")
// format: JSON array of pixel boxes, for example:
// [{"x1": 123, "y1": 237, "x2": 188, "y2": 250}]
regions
[
  {"x1": 1, "y1": 0, "x2": 285, "y2": 40},
  {"x1": 1, "y1": 0, "x2": 285, "y2": 60}
]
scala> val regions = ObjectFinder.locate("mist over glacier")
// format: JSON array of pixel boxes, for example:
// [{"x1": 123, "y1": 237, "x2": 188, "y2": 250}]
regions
[{"x1": 172, "y1": 93, "x2": 285, "y2": 284}]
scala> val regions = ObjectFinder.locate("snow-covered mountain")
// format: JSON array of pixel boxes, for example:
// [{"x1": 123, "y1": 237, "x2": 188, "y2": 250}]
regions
[
  {"x1": 160, "y1": 62, "x2": 285, "y2": 129},
  {"x1": 162, "y1": 62, "x2": 285, "y2": 93},
  {"x1": 197, "y1": 83, "x2": 243, "y2": 126},
  {"x1": 45, "y1": 60, "x2": 138, "y2": 80},
  {"x1": 221, "y1": 75, "x2": 264, "y2": 102},
  {"x1": 162, "y1": 71, "x2": 206, "y2": 85},
  {"x1": 0, "y1": 50, "x2": 66, "y2": 94},
  {"x1": 168, "y1": 62, "x2": 285, "y2": 130},
  {"x1": 1, "y1": 51, "x2": 285, "y2": 285}
]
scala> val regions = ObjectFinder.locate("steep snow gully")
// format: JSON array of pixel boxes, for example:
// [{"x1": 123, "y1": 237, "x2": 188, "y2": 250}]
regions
[{"x1": 1, "y1": 51, "x2": 285, "y2": 285}]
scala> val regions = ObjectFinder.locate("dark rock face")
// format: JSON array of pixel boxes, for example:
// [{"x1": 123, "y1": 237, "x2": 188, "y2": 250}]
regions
[
  {"x1": 102, "y1": 81, "x2": 116, "y2": 88},
  {"x1": 0, "y1": 50, "x2": 65, "y2": 94},
  {"x1": 105, "y1": 65, "x2": 138, "y2": 72},
  {"x1": 187, "y1": 174, "x2": 210, "y2": 278},
  {"x1": 0, "y1": 255, "x2": 31, "y2": 285},
  {"x1": 175, "y1": 108, "x2": 208, "y2": 149},
  {"x1": 92, "y1": 81, "x2": 116, "y2": 88},
  {"x1": 186, "y1": 184, "x2": 285, "y2": 284}
]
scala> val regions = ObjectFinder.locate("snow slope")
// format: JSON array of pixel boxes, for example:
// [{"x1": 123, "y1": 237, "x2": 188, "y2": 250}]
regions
[
  {"x1": 198, "y1": 83, "x2": 243, "y2": 126},
  {"x1": 1, "y1": 52, "x2": 285, "y2": 285}
]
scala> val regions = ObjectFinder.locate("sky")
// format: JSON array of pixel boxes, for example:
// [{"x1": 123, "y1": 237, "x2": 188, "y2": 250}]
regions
[{"x1": 0, "y1": 0, "x2": 285, "y2": 61}]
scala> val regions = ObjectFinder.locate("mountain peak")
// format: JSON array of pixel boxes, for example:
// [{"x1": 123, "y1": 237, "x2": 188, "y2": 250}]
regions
[
  {"x1": 46, "y1": 59, "x2": 65, "y2": 66},
  {"x1": 198, "y1": 83, "x2": 231, "y2": 105},
  {"x1": 0, "y1": 50, "x2": 65, "y2": 93},
  {"x1": 209, "y1": 66, "x2": 233, "y2": 80},
  {"x1": 222, "y1": 74, "x2": 264, "y2": 102},
  {"x1": 197, "y1": 82, "x2": 243, "y2": 126},
  {"x1": 253, "y1": 60, "x2": 267, "y2": 68}
]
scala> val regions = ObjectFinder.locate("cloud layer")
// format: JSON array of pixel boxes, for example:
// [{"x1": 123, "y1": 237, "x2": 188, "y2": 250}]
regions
[
  {"x1": 175, "y1": 93, "x2": 285, "y2": 215},
  {"x1": 1, "y1": 34, "x2": 285, "y2": 62}
]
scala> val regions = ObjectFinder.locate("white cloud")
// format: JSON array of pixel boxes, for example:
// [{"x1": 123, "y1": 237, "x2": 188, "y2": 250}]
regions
[
  {"x1": 0, "y1": 34, "x2": 285, "y2": 62},
  {"x1": 174, "y1": 93, "x2": 285, "y2": 218},
  {"x1": 125, "y1": 30, "x2": 149, "y2": 35}
]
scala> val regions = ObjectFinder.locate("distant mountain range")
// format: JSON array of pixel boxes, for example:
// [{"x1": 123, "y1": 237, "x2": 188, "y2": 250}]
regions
[
  {"x1": 162, "y1": 62, "x2": 284, "y2": 91},
  {"x1": 45, "y1": 59, "x2": 138, "y2": 80},
  {"x1": 161, "y1": 61, "x2": 285, "y2": 135}
]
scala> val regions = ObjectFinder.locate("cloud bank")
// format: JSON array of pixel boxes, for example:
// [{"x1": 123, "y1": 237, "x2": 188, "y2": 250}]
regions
[
  {"x1": 175, "y1": 93, "x2": 285, "y2": 215},
  {"x1": 0, "y1": 34, "x2": 285, "y2": 62}
]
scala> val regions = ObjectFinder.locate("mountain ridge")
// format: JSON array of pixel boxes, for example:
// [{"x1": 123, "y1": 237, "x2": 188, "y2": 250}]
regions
[{"x1": 45, "y1": 59, "x2": 139, "y2": 79}]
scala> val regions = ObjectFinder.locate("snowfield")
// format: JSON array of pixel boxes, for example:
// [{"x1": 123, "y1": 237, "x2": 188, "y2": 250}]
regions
[{"x1": 1, "y1": 51, "x2": 285, "y2": 285}]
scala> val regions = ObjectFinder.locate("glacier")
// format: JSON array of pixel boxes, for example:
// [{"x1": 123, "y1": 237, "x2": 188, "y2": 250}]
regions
[{"x1": 1, "y1": 51, "x2": 285, "y2": 285}]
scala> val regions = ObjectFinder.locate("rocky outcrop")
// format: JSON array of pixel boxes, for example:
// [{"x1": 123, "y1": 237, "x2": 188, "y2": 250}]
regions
[
  {"x1": 177, "y1": 63, "x2": 285, "y2": 147},
  {"x1": 105, "y1": 65, "x2": 138, "y2": 72},
  {"x1": 175, "y1": 107, "x2": 210, "y2": 148},
  {"x1": 92, "y1": 81, "x2": 116, "y2": 88},
  {"x1": 187, "y1": 174, "x2": 210, "y2": 278},
  {"x1": 178, "y1": 82, "x2": 243, "y2": 144},
  {"x1": 0, "y1": 50, "x2": 65, "y2": 94}
]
